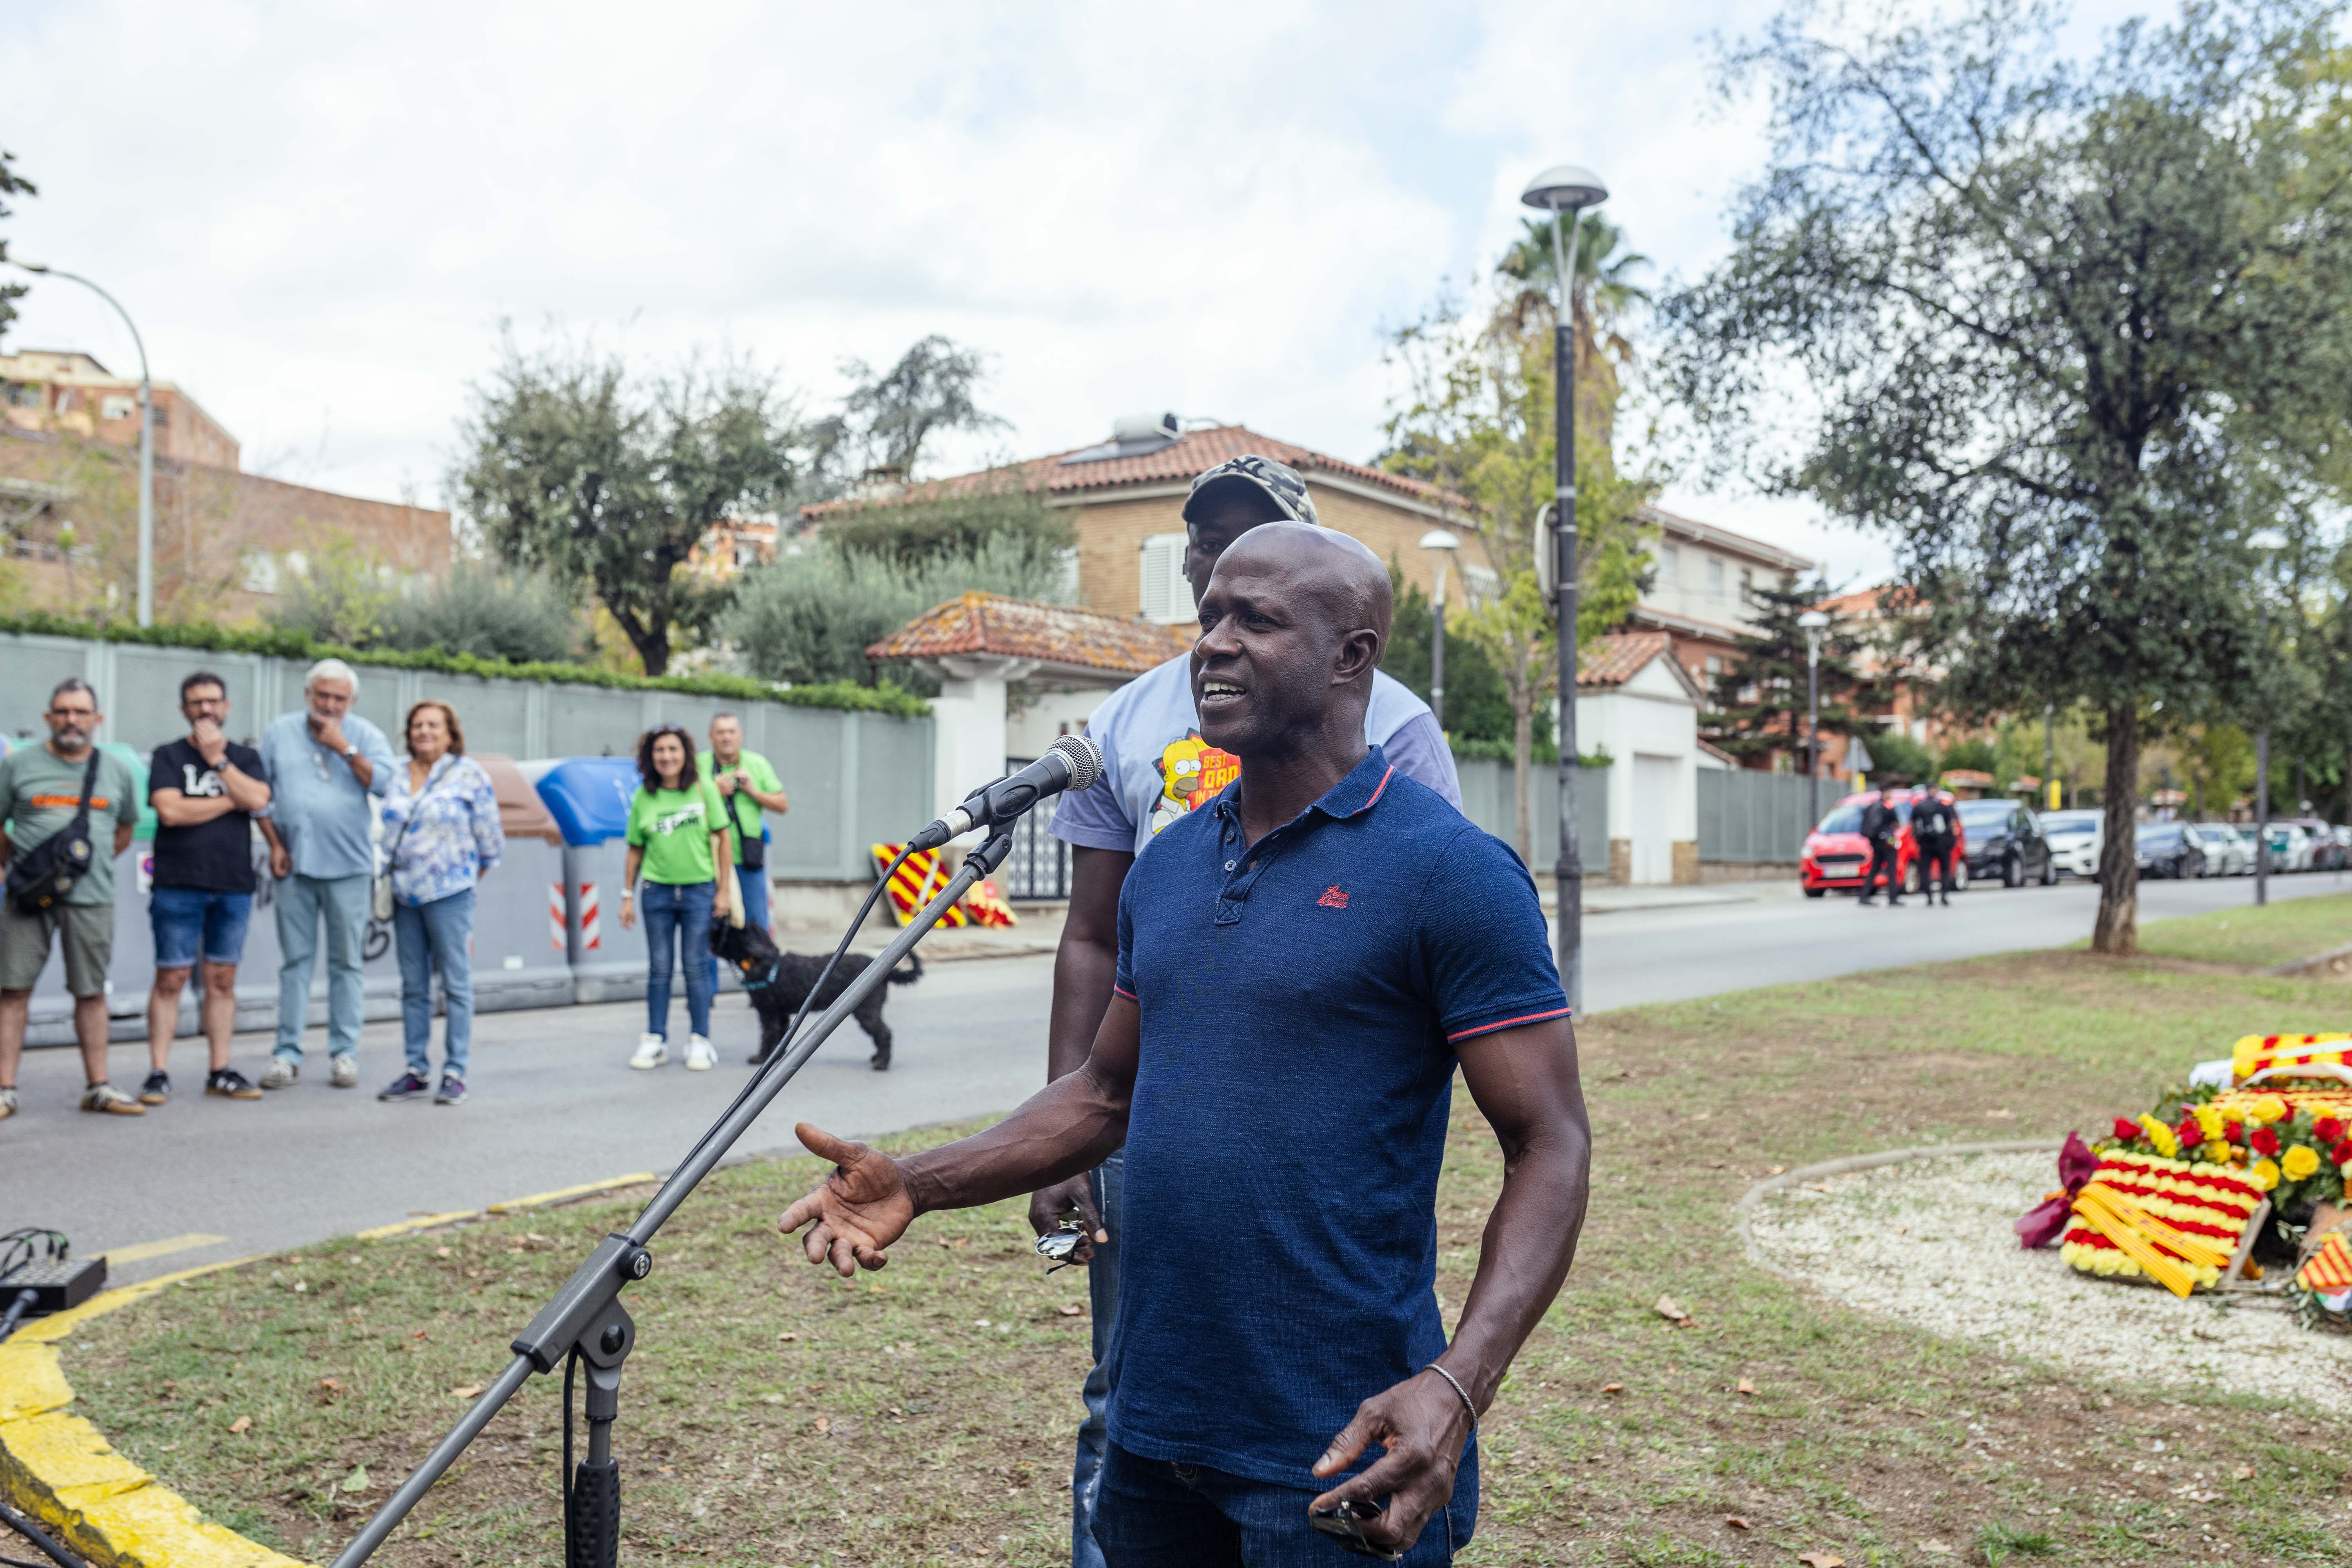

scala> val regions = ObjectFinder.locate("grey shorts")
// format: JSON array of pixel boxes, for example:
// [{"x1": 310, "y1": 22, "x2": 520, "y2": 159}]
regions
[{"x1": 0, "y1": 899, "x2": 114, "y2": 997}]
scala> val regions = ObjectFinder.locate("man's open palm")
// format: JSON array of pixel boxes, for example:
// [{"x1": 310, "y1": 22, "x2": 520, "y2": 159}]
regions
[{"x1": 776, "y1": 1123, "x2": 915, "y2": 1276}]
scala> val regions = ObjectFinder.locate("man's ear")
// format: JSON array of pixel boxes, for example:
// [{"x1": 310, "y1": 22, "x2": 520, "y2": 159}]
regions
[{"x1": 1331, "y1": 627, "x2": 1383, "y2": 686}]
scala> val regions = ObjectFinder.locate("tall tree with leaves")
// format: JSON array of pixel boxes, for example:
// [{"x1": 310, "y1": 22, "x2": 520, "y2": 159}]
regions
[
  {"x1": 800, "y1": 335, "x2": 1011, "y2": 492},
  {"x1": 1494, "y1": 211, "x2": 1651, "y2": 449},
  {"x1": 1702, "y1": 580, "x2": 1874, "y2": 769},
  {"x1": 454, "y1": 343, "x2": 802, "y2": 675},
  {"x1": 1383, "y1": 299, "x2": 1655, "y2": 858},
  {"x1": 0, "y1": 147, "x2": 34, "y2": 344},
  {"x1": 1660, "y1": 0, "x2": 2352, "y2": 953}
]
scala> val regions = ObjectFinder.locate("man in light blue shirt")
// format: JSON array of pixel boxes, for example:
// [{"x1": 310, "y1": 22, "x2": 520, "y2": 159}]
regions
[{"x1": 254, "y1": 658, "x2": 395, "y2": 1090}]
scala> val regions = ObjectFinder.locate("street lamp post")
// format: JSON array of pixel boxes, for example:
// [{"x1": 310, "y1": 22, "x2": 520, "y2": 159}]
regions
[
  {"x1": 1420, "y1": 528, "x2": 1460, "y2": 733},
  {"x1": 2250, "y1": 528, "x2": 2288, "y2": 908},
  {"x1": 10, "y1": 261, "x2": 154, "y2": 626},
  {"x1": 1521, "y1": 163, "x2": 1608, "y2": 1016},
  {"x1": 1797, "y1": 610, "x2": 1829, "y2": 827}
]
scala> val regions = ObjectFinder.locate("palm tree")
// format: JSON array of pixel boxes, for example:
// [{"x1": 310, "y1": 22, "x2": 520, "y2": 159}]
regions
[{"x1": 1495, "y1": 213, "x2": 1650, "y2": 450}]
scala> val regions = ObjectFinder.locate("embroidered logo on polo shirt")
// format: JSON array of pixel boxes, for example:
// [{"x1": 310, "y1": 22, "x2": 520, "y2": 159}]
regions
[{"x1": 1317, "y1": 886, "x2": 1350, "y2": 909}]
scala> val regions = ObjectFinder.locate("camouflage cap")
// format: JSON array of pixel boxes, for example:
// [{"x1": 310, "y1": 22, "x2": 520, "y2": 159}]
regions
[{"x1": 1182, "y1": 453, "x2": 1319, "y2": 528}]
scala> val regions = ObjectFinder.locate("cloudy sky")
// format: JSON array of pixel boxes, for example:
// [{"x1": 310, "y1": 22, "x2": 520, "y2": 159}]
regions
[{"x1": 4, "y1": 0, "x2": 2143, "y2": 589}]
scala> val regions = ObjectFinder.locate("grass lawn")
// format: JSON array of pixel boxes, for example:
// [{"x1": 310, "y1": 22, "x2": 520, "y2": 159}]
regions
[
  {"x1": 2131, "y1": 888, "x2": 2352, "y2": 970},
  {"x1": 56, "y1": 941, "x2": 2352, "y2": 1567}
]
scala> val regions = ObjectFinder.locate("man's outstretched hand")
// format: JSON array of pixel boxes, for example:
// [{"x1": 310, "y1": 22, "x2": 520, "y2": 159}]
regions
[
  {"x1": 1307, "y1": 1369, "x2": 1475, "y2": 1557},
  {"x1": 776, "y1": 1123, "x2": 916, "y2": 1277}
]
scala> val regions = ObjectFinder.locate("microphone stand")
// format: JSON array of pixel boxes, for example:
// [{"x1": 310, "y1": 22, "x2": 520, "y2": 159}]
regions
[{"x1": 330, "y1": 826, "x2": 1020, "y2": 1568}]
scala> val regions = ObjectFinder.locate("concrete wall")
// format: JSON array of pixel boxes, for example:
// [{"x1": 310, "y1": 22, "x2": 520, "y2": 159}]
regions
[{"x1": 0, "y1": 632, "x2": 931, "y2": 884}]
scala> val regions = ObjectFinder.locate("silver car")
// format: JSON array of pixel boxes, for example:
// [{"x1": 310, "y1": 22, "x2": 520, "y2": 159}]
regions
[{"x1": 2185, "y1": 823, "x2": 2252, "y2": 876}]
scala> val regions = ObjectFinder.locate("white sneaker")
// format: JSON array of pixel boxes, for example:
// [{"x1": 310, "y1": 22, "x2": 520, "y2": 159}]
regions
[
  {"x1": 330, "y1": 1054, "x2": 359, "y2": 1089},
  {"x1": 259, "y1": 1057, "x2": 300, "y2": 1090},
  {"x1": 684, "y1": 1034, "x2": 717, "y2": 1071},
  {"x1": 629, "y1": 1034, "x2": 670, "y2": 1070}
]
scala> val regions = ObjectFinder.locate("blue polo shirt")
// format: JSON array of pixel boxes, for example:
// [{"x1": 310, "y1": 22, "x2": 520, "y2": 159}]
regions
[{"x1": 1106, "y1": 744, "x2": 1568, "y2": 1515}]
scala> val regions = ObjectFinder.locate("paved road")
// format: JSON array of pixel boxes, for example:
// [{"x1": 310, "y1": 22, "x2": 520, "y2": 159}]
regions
[{"x1": 12, "y1": 869, "x2": 2347, "y2": 1281}]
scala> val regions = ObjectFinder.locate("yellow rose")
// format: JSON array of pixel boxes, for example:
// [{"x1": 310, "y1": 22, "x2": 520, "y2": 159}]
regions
[
  {"x1": 2205, "y1": 1141, "x2": 2234, "y2": 1165},
  {"x1": 2282, "y1": 1145, "x2": 2321, "y2": 1182},
  {"x1": 2252, "y1": 1095, "x2": 2290, "y2": 1125},
  {"x1": 2250, "y1": 1157, "x2": 2281, "y2": 1191},
  {"x1": 2141, "y1": 1114, "x2": 2180, "y2": 1158}
]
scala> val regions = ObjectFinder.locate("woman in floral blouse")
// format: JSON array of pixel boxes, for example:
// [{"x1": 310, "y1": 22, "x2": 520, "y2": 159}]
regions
[{"x1": 375, "y1": 701, "x2": 503, "y2": 1105}]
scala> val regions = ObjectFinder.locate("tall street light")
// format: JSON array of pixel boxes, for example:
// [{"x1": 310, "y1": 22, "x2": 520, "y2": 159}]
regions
[
  {"x1": 2249, "y1": 527, "x2": 2288, "y2": 907},
  {"x1": 1798, "y1": 610, "x2": 1829, "y2": 827},
  {"x1": 1521, "y1": 162, "x2": 1608, "y2": 1016},
  {"x1": 11, "y1": 261, "x2": 155, "y2": 626},
  {"x1": 1420, "y1": 528, "x2": 1460, "y2": 732}
]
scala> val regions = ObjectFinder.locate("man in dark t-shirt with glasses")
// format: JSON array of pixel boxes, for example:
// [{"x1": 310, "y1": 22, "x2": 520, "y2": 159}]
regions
[{"x1": 140, "y1": 670, "x2": 276, "y2": 1105}]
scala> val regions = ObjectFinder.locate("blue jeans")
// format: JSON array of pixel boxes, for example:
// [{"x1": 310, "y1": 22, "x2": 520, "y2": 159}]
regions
[
  {"x1": 703, "y1": 864, "x2": 771, "y2": 996},
  {"x1": 150, "y1": 887, "x2": 253, "y2": 968},
  {"x1": 1094, "y1": 1441, "x2": 1461, "y2": 1566},
  {"x1": 394, "y1": 888, "x2": 474, "y2": 1079},
  {"x1": 274, "y1": 872, "x2": 370, "y2": 1061},
  {"x1": 641, "y1": 880, "x2": 714, "y2": 1039},
  {"x1": 1073, "y1": 1151, "x2": 1125, "y2": 1568}
]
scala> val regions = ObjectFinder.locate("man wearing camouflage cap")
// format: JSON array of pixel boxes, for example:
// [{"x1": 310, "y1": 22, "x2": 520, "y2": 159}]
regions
[{"x1": 1032, "y1": 453, "x2": 1463, "y2": 1565}]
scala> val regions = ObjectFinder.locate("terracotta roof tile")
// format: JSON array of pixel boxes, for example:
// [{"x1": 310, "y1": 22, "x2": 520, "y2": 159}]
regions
[
  {"x1": 866, "y1": 592, "x2": 1191, "y2": 677},
  {"x1": 1577, "y1": 630, "x2": 1675, "y2": 689},
  {"x1": 806, "y1": 424, "x2": 1452, "y2": 520}
]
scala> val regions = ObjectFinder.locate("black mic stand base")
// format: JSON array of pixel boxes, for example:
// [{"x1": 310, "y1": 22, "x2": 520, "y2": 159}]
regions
[{"x1": 331, "y1": 830, "x2": 1019, "y2": 1568}]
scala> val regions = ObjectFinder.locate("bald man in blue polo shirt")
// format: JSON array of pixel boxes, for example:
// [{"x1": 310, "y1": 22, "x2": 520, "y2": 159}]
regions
[{"x1": 778, "y1": 523, "x2": 1592, "y2": 1564}]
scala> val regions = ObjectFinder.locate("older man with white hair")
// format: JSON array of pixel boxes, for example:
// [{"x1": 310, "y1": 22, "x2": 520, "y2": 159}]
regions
[{"x1": 254, "y1": 658, "x2": 396, "y2": 1089}]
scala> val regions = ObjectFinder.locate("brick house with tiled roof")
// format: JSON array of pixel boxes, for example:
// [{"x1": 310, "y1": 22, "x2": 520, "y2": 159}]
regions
[{"x1": 804, "y1": 416, "x2": 1469, "y2": 622}]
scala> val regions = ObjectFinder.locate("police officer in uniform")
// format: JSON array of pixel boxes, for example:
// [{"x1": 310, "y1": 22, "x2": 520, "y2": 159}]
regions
[
  {"x1": 1857, "y1": 786, "x2": 1904, "y2": 907},
  {"x1": 1911, "y1": 788, "x2": 1959, "y2": 906}
]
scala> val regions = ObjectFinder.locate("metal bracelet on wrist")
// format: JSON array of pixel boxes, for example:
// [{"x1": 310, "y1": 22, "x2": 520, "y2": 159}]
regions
[{"x1": 1425, "y1": 1363, "x2": 1478, "y2": 1435}]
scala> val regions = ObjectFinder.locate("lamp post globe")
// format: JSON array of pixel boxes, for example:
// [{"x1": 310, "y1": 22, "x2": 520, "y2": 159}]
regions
[
  {"x1": 1519, "y1": 162, "x2": 1608, "y2": 1015},
  {"x1": 1419, "y1": 529, "x2": 1461, "y2": 732}
]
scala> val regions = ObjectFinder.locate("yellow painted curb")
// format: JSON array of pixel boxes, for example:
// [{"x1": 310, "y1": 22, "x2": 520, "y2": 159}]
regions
[
  {"x1": 487, "y1": 1171, "x2": 657, "y2": 1214},
  {"x1": 0, "y1": 1259, "x2": 311, "y2": 1568},
  {"x1": 351, "y1": 1210, "x2": 477, "y2": 1241}
]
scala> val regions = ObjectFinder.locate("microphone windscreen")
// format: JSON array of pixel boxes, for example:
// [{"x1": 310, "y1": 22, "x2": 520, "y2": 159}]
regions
[{"x1": 1049, "y1": 733, "x2": 1104, "y2": 792}]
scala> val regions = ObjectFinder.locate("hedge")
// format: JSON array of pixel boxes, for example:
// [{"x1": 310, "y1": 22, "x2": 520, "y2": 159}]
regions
[{"x1": 0, "y1": 612, "x2": 931, "y2": 719}]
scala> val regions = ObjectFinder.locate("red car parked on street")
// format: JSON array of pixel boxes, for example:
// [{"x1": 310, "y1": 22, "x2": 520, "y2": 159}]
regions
[{"x1": 1799, "y1": 789, "x2": 1969, "y2": 898}]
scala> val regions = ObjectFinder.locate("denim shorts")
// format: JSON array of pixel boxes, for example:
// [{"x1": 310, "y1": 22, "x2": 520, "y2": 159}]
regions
[{"x1": 150, "y1": 886, "x2": 254, "y2": 968}]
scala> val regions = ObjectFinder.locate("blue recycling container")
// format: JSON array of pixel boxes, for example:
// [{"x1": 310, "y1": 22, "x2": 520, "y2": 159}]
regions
[{"x1": 531, "y1": 757, "x2": 641, "y2": 847}]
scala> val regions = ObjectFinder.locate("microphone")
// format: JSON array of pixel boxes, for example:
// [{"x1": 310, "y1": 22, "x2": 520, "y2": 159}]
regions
[{"x1": 907, "y1": 734, "x2": 1104, "y2": 853}]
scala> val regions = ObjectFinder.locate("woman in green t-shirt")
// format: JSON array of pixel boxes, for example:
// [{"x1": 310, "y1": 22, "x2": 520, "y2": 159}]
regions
[{"x1": 618, "y1": 724, "x2": 732, "y2": 1071}]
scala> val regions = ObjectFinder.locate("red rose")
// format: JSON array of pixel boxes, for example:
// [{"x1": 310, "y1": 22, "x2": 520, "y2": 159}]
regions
[
  {"x1": 2177, "y1": 1117, "x2": 2204, "y2": 1149},
  {"x1": 2252, "y1": 1126, "x2": 2281, "y2": 1156},
  {"x1": 2225, "y1": 1118, "x2": 2247, "y2": 1145},
  {"x1": 2113, "y1": 1117, "x2": 2141, "y2": 1142},
  {"x1": 2318, "y1": 1116, "x2": 2347, "y2": 1144},
  {"x1": 2334, "y1": 1139, "x2": 2352, "y2": 1167}
]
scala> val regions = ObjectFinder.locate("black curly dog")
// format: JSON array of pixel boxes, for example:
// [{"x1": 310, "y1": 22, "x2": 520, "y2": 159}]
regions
[{"x1": 709, "y1": 918, "x2": 922, "y2": 1071}]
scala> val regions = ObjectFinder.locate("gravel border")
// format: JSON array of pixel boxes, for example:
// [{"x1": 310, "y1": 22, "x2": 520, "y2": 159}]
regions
[{"x1": 1742, "y1": 1143, "x2": 2352, "y2": 1410}]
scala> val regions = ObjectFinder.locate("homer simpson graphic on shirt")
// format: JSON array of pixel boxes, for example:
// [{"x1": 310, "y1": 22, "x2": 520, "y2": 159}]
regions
[{"x1": 1150, "y1": 731, "x2": 1240, "y2": 837}]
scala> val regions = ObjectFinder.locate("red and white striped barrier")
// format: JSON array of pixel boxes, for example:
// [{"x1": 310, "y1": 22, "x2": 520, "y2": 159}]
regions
[
  {"x1": 578, "y1": 882, "x2": 601, "y2": 951},
  {"x1": 549, "y1": 882, "x2": 567, "y2": 952}
]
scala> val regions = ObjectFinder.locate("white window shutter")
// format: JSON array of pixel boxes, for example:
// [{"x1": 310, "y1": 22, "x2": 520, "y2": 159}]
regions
[{"x1": 1139, "y1": 534, "x2": 1195, "y2": 624}]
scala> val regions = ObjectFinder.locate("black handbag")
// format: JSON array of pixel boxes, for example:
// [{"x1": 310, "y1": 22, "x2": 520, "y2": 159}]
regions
[
  {"x1": 7, "y1": 750, "x2": 103, "y2": 916},
  {"x1": 727, "y1": 776, "x2": 766, "y2": 869}
]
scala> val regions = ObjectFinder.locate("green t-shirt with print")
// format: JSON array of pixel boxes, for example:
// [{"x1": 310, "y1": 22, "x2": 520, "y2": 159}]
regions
[
  {"x1": 626, "y1": 779, "x2": 728, "y2": 886},
  {"x1": 0, "y1": 742, "x2": 141, "y2": 906},
  {"x1": 697, "y1": 750, "x2": 782, "y2": 864}
]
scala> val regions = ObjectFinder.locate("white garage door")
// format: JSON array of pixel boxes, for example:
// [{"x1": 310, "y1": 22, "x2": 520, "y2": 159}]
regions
[{"x1": 1632, "y1": 753, "x2": 1675, "y2": 885}]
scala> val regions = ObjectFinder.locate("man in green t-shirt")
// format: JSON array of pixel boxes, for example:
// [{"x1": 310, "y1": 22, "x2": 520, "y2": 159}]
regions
[
  {"x1": 0, "y1": 678, "x2": 146, "y2": 1123},
  {"x1": 701, "y1": 713, "x2": 788, "y2": 939}
]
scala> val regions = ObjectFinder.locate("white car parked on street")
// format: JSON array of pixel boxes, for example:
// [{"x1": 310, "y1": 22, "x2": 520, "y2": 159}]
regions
[{"x1": 2040, "y1": 809, "x2": 2103, "y2": 878}]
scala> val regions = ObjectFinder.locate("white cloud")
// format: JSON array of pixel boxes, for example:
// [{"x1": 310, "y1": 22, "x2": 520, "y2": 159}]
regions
[{"x1": 0, "y1": 0, "x2": 2156, "y2": 586}]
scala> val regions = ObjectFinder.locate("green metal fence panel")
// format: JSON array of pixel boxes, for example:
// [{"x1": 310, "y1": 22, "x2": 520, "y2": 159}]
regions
[
  {"x1": 0, "y1": 630, "x2": 930, "y2": 882},
  {"x1": 1695, "y1": 768, "x2": 1819, "y2": 863},
  {"x1": 1452, "y1": 758, "x2": 1609, "y2": 872}
]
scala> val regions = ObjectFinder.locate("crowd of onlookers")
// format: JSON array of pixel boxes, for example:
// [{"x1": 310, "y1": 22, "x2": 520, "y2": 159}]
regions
[{"x1": 0, "y1": 662, "x2": 787, "y2": 1126}]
